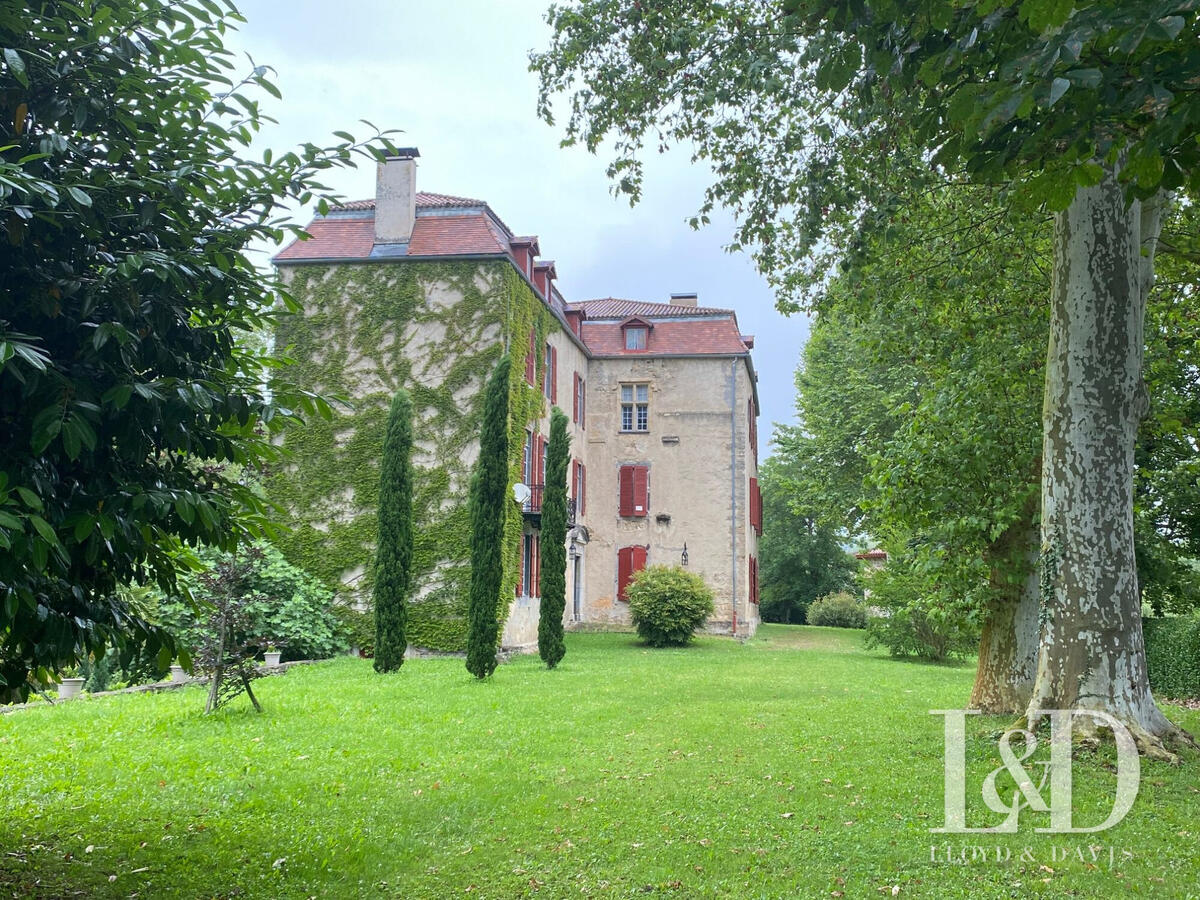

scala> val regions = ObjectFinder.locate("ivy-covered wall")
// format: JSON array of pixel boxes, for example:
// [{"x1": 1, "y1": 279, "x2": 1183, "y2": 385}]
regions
[{"x1": 271, "y1": 258, "x2": 557, "y2": 651}]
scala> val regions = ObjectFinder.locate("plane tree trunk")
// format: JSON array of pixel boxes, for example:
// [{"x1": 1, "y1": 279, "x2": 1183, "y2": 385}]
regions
[
  {"x1": 1027, "y1": 160, "x2": 1192, "y2": 759},
  {"x1": 970, "y1": 512, "x2": 1039, "y2": 714}
]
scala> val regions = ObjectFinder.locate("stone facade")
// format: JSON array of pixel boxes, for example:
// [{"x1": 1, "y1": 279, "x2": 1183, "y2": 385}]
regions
[
  {"x1": 274, "y1": 153, "x2": 761, "y2": 648},
  {"x1": 576, "y1": 354, "x2": 759, "y2": 635}
]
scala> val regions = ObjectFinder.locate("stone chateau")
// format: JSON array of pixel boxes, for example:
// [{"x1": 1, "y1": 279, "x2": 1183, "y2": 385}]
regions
[{"x1": 273, "y1": 149, "x2": 762, "y2": 649}]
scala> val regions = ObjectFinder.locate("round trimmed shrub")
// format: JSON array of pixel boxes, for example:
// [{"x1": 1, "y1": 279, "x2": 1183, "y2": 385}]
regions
[
  {"x1": 807, "y1": 591, "x2": 867, "y2": 629},
  {"x1": 627, "y1": 565, "x2": 715, "y2": 647}
]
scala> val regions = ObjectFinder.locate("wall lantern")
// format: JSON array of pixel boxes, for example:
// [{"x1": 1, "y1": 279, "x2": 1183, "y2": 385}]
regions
[
  {"x1": 680, "y1": 543, "x2": 689, "y2": 567},
  {"x1": 568, "y1": 537, "x2": 578, "y2": 561}
]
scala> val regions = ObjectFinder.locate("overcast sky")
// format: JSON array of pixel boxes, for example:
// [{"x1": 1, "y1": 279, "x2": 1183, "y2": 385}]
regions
[{"x1": 229, "y1": 0, "x2": 810, "y2": 448}]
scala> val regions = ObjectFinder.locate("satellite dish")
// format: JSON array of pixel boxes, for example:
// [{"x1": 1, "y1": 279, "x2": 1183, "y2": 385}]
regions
[{"x1": 512, "y1": 483, "x2": 531, "y2": 505}]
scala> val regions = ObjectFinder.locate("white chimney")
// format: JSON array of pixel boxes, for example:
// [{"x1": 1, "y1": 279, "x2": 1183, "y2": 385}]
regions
[
  {"x1": 375, "y1": 148, "x2": 420, "y2": 244},
  {"x1": 669, "y1": 292, "x2": 698, "y2": 307}
]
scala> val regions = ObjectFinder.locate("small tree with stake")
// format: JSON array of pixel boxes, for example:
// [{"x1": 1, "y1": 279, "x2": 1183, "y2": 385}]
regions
[
  {"x1": 538, "y1": 408, "x2": 570, "y2": 668},
  {"x1": 466, "y1": 355, "x2": 511, "y2": 679},
  {"x1": 373, "y1": 388, "x2": 414, "y2": 672}
]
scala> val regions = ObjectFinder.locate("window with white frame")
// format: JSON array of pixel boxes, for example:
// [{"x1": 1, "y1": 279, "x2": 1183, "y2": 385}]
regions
[
  {"x1": 624, "y1": 326, "x2": 648, "y2": 350},
  {"x1": 620, "y1": 383, "x2": 649, "y2": 432}
]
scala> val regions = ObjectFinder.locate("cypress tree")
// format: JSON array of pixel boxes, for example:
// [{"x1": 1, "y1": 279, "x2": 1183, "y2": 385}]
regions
[
  {"x1": 373, "y1": 388, "x2": 414, "y2": 673},
  {"x1": 466, "y1": 355, "x2": 511, "y2": 679},
  {"x1": 538, "y1": 408, "x2": 571, "y2": 668}
]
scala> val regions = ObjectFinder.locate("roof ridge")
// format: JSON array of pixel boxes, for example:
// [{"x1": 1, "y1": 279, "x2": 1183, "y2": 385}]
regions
[
  {"x1": 566, "y1": 297, "x2": 736, "y2": 317},
  {"x1": 332, "y1": 191, "x2": 488, "y2": 212}
]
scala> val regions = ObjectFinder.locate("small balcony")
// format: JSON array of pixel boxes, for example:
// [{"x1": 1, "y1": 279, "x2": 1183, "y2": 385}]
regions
[{"x1": 521, "y1": 484, "x2": 577, "y2": 527}]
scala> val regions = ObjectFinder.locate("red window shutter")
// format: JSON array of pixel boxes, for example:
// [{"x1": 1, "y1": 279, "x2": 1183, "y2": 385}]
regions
[
  {"x1": 536, "y1": 434, "x2": 545, "y2": 485},
  {"x1": 517, "y1": 543, "x2": 524, "y2": 596},
  {"x1": 633, "y1": 545, "x2": 647, "y2": 573},
  {"x1": 618, "y1": 545, "x2": 648, "y2": 601},
  {"x1": 618, "y1": 547, "x2": 632, "y2": 601},
  {"x1": 749, "y1": 477, "x2": 759, "y2": 533},
  {"x1": 550, "y1": 347, "x2": 558, "y2": 403},
  {"x1": 619, "y1": 466, "x2": 634, "y2": 516},
  {"x1": 619, "y1": 465, "x2": 647, "y2": 517},
  {"x1": 633, "y1": 465, "x2": 648, "y2": 516},
  {"x1": 581, "y1": 378, "x2": 586, "y2": 429}
]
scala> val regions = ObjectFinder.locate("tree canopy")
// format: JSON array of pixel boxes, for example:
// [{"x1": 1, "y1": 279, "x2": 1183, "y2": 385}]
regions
[
  {"x1": 756, "y1": 456, "x2": 856, "y2": 625},
  {"x1": 535, "y1": 1, "x2": 1200, "y2": 303},
  {"x1": 0, "y1": 0, "x2": 390, "y2": 700}
]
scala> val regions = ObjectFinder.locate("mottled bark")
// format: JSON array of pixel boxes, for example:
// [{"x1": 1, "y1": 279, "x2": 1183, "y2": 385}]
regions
[
  {"x1": 971, "y1": 514, "x2": 1039, "y2": 714},
  {"x1": 1029, "y1": 160, "x2": 1192, "y2": 758}
]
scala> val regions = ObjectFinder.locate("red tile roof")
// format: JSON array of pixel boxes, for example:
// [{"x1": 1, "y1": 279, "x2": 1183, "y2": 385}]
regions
[
  {"x1": 275, "y1": 215, "x2": 376, "y2": 261},
  {"x1": 274, "y1": 189, "x2": 519, "y2": 263},
  {"x1": 581, "y1": 316, "x2": 751, "y2": 357},
  {"x1": 275, "y1": 212, "x2": 511, "y2": 261},
  {"x1": 566, "y1": 298, "x2": 735, "y2": 319},
  {"x1": 407, "y1": 213, "x2": 509, "y2": 256}
]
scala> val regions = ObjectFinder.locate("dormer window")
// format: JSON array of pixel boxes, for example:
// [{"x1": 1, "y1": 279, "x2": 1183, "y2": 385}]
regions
[{"x1": 620, "y1": 317, "x2": 652, "y2": 351}]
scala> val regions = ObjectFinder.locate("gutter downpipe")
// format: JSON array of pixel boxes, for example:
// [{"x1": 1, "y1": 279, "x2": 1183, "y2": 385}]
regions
[{"x1": 730, "y1": 358, "x2": 738, "y2": 636}]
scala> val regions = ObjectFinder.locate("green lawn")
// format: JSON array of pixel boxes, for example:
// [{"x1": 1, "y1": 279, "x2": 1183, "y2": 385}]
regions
[{"x1": 2, "y1": 626, "x2": 1198, "y2": 899}]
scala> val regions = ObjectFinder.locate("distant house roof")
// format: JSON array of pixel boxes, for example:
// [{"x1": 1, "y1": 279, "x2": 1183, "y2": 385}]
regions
[{"x1": 855, "y1": 548, "x2": 888, "y2": 561}]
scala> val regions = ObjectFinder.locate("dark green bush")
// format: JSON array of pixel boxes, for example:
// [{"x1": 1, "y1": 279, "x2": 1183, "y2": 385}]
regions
[
  {"x1": 627, "y1": 565, "x2": 715, "y2": 647},
  {"x1": 1145, "y1": 613, "x2": 1200, "y2": 698},
  {"x1": 807, "y1": 591, "x2": 867, "y2": 629}
]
